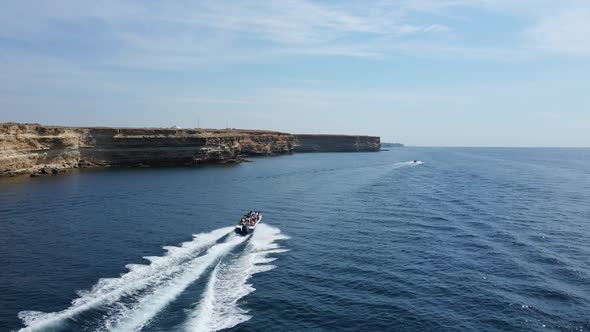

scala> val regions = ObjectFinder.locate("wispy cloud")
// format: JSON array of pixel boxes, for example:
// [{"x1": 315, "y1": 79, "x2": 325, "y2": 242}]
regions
[
  {"x1": 1, "y1": 0, "x2": 588, "y2": 74},
  {"x1": 0, "y1": 0, "x2": 588, "y2": 87},
  {"x1": 526, "y1": 7, "x2": 590, "y2": 56},
  {"x1": 0, "y1": 0, "x2": 456, "y2": 68}
]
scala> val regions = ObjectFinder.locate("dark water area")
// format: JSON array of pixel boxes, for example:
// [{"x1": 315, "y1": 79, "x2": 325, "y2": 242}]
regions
[{"x1": 1, "y1": 148, "x2": 589, "y2": 331}]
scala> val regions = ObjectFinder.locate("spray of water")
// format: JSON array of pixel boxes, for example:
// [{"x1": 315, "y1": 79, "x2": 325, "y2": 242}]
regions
[
  {"x1": 394, "y1": 161, "x2": 423, "y2": 168},
  {"x1": 18, "y1": 227, "x2": 233, "y2": 332},
  {"x1": 17, "y1": 225, "x2": 288, "y2": 332},
  {"x1": 106, "y1": 234, "x2": 248, "y2": 332},
  {"x1": 184, "y1": 224, "x2": 289, "y2": 332}
]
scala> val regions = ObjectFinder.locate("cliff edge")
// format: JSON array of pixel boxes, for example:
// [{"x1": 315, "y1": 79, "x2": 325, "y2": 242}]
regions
[{"x1": 0, "y1": 123, "x2": 380, "y2": 177}]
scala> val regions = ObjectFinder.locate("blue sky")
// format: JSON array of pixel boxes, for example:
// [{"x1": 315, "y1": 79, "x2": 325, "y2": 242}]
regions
[{"x1": 0, "y1": 0, "x2": 589, "y2": 146}]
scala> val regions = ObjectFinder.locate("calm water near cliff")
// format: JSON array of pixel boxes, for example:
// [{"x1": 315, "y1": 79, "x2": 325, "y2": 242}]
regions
[{"x1": 1, "y1": 148, "x2": 590, "y2": 331}]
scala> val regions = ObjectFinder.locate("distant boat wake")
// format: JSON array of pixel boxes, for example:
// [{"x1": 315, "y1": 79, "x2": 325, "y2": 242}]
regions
[
  {"x1": 393, "y1": 161, "x2": 423, "y2": 168},
  {"x1": 17, "y1": 224, "x2": 288, "y2": 332}
]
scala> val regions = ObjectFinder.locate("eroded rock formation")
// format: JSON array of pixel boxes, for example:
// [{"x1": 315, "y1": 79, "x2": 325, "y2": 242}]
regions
[{"x1": 0, "y1": 123, "x2": 380, "y2": 177}]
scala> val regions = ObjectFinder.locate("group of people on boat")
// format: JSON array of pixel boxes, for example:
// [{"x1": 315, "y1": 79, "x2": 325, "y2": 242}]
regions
[{"x1": 240, "y1": 211, "x2": 261, "y2": 227}]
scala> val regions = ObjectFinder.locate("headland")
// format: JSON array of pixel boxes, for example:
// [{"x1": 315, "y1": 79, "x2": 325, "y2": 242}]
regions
[{"x1": 0, "y1": 123, "x2": 380, "y2": 177}]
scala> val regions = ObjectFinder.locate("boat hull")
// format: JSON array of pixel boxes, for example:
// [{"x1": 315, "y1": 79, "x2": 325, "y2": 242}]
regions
[{"x1": 235, "y1": 215, "x2": 262, "y2": 236}]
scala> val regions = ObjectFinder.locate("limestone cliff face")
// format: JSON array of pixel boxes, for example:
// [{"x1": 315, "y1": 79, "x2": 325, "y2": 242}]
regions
[
  {"x1": 0, "y1": 124, "x2": 294, "y2": 176},
  {"x1": 293, "y1": 134, "x2": 380, "y2": 152},
  {"x1": 0, "y1": 123, "x2": 380, "y2": 177},
  {"x1": 0, "y1": 124, "x2": 84, "y2": 175}
]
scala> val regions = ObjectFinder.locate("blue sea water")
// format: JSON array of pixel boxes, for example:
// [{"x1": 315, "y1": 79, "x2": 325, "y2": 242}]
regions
[{"x1": 1, "y1": 148, "x2": 589, "y2": 331}]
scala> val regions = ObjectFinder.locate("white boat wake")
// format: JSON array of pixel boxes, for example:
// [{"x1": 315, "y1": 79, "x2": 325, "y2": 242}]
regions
[
  {"x1": 17, "y1": 224, "x2": 288, "y2": 332},
  {"x1": 184, "y1": 224, "x2": 289, "y2": 332},
  {"x1": 394, "y1": 161, "x2": 423, "y2": 168},
  {"x1": 17, "y1": 227, "x2": 232, "y2": 331},
  {"x1": 105, "y1": 233, "x2": 248, "y2": 332}
]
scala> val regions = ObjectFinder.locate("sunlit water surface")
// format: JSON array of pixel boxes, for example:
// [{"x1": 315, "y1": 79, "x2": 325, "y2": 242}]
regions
[{"x1": 1, "y1": 148, "x2": 589, "y2": 331}]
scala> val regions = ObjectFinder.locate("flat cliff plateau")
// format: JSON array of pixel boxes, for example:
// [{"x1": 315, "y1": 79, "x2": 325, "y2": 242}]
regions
[{"x1": 0, "y1": 123, "x2": 380, "y2": 177}]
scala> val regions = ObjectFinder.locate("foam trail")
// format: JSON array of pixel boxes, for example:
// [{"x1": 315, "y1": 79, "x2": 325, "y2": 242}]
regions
[
  {"x1": 106, "y1": 233, "x2": 248, "y2": 332},
  {"x1": 18, "y1": 227, "x2": 232, "y2": 332},
  {"x1": 392, "y1": 161, "x2": 423, "y2": 169},
  {"x1": 189, "y1": 261, "x2": 222, "y2": 332},
  {"x1": 184, "y1": 224, "x2": 289, "y2": 332}
]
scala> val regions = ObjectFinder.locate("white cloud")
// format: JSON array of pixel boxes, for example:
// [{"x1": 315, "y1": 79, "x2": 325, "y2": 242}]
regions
[
  {"x1": 526, "y1": 7, "x2": 590, "y2": 56},
  {"x1": 0, "y1": 0, "x2": 455, "y2": 67},
  {"x1": 0, "y1": 1, "x2": 588, "y2": 76}
]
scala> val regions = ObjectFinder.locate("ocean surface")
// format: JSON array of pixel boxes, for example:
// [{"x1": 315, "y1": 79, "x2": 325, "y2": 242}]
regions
[{"x1": 1, "y1": 148, "x2": 589, "y2": 331}]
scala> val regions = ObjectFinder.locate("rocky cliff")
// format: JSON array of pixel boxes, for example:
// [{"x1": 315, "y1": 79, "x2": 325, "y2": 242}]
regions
[
  {"x1": 0, "y1": 123, "x2": 380, "y2": 177},
  {"x1": 0, "y1": 123, "x2": 295, "y2": 176},
  {"x1": 293, "y1": 134, "x2": 380, "y2": 152}
]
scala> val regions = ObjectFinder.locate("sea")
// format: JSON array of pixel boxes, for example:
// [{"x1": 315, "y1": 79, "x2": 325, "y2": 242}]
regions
[{"x1": 0, "y1": 147, "x2": 589, "y2": 331}]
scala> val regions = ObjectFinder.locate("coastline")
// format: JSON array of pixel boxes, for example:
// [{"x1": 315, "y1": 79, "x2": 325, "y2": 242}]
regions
[{"x1": 0, "y1": 123, "x2": 380, "y2": 178}]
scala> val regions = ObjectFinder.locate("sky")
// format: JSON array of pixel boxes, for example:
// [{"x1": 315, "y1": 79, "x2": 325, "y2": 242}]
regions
[{"x1": 0, "y1": 0, "x2": 589, "y2": 146}]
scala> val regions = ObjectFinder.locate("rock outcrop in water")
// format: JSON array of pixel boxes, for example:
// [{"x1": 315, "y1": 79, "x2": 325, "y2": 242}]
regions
[{"x1": 0, "y1": 123, "x2": 380, "y2": 177}]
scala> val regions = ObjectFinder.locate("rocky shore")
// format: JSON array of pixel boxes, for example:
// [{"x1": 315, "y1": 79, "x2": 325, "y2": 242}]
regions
[{"x1": 0, "y1": 123, "x2": 380, "y2": 177}]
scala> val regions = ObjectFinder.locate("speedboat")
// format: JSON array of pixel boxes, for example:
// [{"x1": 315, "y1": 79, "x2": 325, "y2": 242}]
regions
[{"x1": 235, "y1": 213, "x2": 262, "y2": 236}]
